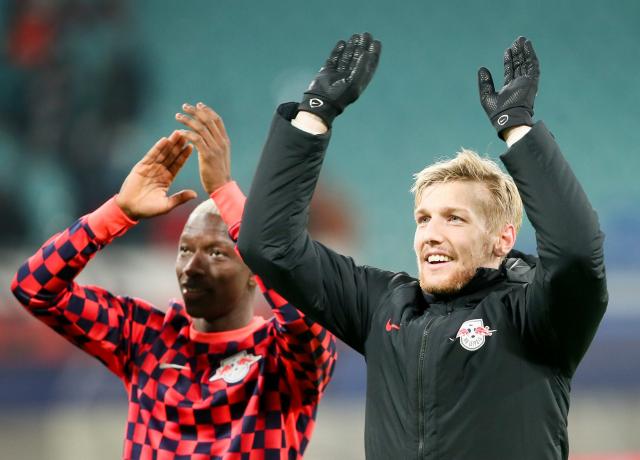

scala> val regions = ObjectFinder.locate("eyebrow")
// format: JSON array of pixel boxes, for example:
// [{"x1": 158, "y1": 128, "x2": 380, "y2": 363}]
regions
[
  {"x1": 414, "y1": 206, "x2": 470, "y2": 216},
  {"x1": 179, "y1": 232, "x2": 233, "y2": 244},
  {"x1": 441, "y1": 206, "x2": 470, "y2": 215}
]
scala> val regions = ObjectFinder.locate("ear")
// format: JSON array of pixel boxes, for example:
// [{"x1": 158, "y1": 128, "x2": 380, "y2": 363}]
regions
[
  {"x1": 247, "y1": 274, "x2": 258, "y2": 290},
  {"x1": 492, "y1": 224, "x2": 516, "y2": 258}
]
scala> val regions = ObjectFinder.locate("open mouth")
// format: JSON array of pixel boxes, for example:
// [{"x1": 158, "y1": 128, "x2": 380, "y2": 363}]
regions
[
  {"x1": 426, "y1": 254, "x2": 453, "y2": 265},
  {"x1": 181, "y1": 285, "x2": 210, "y2": 299}
]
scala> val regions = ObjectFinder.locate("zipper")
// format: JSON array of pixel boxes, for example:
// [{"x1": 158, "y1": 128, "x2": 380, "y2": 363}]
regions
[{"x1": 417, "y1": 315, "x2": 437, "y2": 460}]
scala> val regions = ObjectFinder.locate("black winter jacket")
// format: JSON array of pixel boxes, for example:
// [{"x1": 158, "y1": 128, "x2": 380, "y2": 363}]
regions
[{"x1": 238, "y1": 103, "x2": 608, "y2": 460}]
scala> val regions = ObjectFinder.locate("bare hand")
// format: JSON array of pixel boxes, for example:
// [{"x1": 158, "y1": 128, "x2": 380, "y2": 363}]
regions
[
  {"x1": 176, "y1": 102, "x2": 231, "y2": 195},
  {"x1": 116, "y1": 131, "x2": 197, "y2": 220}
]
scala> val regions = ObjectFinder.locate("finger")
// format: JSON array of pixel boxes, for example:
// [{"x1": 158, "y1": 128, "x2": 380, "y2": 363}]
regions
[
  {"x1": 511, "y1": 37, "x2": 528, "y2": 78},
  {"x1": 325, "y1": 40, "x2": 345, "y2": 69},
  {"x1": 210, "y1": 107, "x2": 229, "y2": 142},
  {"x1": 503, "y1": 47, "x2": 514, "y2": 85},
  {"x1": 368, "y1": 40, "x2": 382, "y2": 73},
  {"x1": 477, "y1": 67, "x2": 496, "y2": 99},
  {"x1": 162, "y1": 131, "x2": 189, "y2": 167},
  {"x1": 168, "y1": 143, "x2": 194, "y2": 176},
  {"x1": 166, "y1": 189, "x2": 198, "y2": 212},
  {"x1": 140, "y1": 137, "x2": 169, "y2": 164},
  {"x1": 167, "y1": 129, "x2": 184, "y2": 145},
  {"x1": 349, "y1": 51, "x2": 375, "y2": 91},
  {"x1": 523, "y1": 39, "x2": 540, "y2": 79},
  {"x1": 370, "y1": 39, "x2": 382, "y2": 57},
  {"x1": 176, "y1": 111, "x2": 217, "y2": 151},
  {"x1": 337, "y1": 34, "x2": 357, "y2": 72},
  {"x1": 194, "y1": 102, "x2": 229, "y2": 147},
  {"x1": 176, "y1": 111, "x2": 212, "y2": 144},
  {"x1": 155, "y1": 132, "x2": 183, "y2": 164},
  {"x1": 179, "y1": 129, "x2": 211, "y2": 161},
  {"x1": 349, "y1": 33, "x2": 371, "y2": 74},
  {"x1": 182, "y1": 102, "x2": 227, "y2": 147},
  {"x1": 348, "y1": 36, "x2": 381, "y2": 91},
  {"x1": 368, "y1": 38, "x2": 382, "y2": 71},
  {"x1": 157, "y1": 130, "x2": 185, "y2": 164},
  {"x1": 361, "y1": 32, "x2": 373, "y2": 47}
]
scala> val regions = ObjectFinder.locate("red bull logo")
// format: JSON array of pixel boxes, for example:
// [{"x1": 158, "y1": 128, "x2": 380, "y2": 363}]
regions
[
  {"x1": 210, "y1": 351, "x2": 261, "y2": 384},
  {"x1": 474, "y1": 325, "x2": 494, "y2": 337},
  {"x1": 454, "y1": 319, "x2": 496, "y2": 351}
]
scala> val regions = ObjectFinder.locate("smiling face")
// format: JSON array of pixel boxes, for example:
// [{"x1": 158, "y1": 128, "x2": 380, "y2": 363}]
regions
[
  {"x1": 413, "y1": 180, "x2": 510, "y2": 295},
  {"x1": 175, "y1": 210, "x2": 255, "y2": 330}
]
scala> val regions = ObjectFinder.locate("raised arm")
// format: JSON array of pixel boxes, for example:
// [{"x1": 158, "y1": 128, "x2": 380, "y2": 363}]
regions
[
  {"x1": 478, "y1": 37, "x2": 607, "y2": 374},
  {"x1": 11, "y1": 133, "x2": 196, "y2": 377},
  {"x1": 234, "y1": 34, "x2": 390, "y2": 353},
  {"x1": 176, "y1": 103, "x2": 337, "y2": 398}
]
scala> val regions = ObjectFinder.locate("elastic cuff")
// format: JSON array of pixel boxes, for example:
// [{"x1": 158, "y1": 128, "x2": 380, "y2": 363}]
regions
[
  {"x1": 86, "y1": 195, "x2": 137, "y2": 242},
  {"x1": 210, "y1": 181, "x2": 245, "y2": 240},
  {"x1": 492, "y1": 109, "x2": 534, "y2": 140},
  {"x1": 299, "y1": 94, "x2": 340, "y2": 127}
]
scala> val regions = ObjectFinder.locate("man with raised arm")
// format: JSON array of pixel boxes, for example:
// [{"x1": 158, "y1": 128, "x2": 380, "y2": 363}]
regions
[
  {"x1": 12, "y1": 104, "x2": 337, "y2": 459},
  {"x1": 238, "y1": 33, "x2": 607, "y2": 459}
]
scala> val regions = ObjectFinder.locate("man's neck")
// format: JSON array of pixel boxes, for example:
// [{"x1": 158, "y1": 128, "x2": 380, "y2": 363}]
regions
[{"x1": 192, "y1": 307, "x2": 254, "y2": 333}]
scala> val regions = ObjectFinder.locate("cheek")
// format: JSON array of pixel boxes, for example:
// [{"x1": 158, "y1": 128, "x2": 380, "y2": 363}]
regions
[
  {"x1": 213, "y1": 264, "x2": 248, "y2": 287},
  {"x1": 465, "y1": 235, "x2": 492, "y2": 261},
  {"x1": 413, "y1": 228, "x2": 421, "y2": 254}
]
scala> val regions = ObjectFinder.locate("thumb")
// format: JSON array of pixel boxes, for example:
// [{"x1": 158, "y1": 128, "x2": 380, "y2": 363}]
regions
[
  {"x1": 477, "y1": 67, "x2": 496, "y2": 102},
  {"x1": 167, "y1": 189, "x2": 198, "y2": 211}
]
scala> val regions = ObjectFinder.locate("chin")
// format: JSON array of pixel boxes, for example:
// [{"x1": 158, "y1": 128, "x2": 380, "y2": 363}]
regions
[
  {"x1": 183, "y1": 301, "x2": 206, "y2": 319},
  {"x1": 420, "y1": 279, "x2": 464, "y2": 295},
  {"x1": 419, "y1": 268, "x2": 475, "y2": 296}
]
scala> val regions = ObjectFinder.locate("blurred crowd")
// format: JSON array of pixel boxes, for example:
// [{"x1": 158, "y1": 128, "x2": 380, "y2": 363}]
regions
[
  {"x1": 0, "y1": 0, "x2": 145, "y2": 245},
  {"x1": 0, "y1": 0, "x2": 359, "y2": 389}
]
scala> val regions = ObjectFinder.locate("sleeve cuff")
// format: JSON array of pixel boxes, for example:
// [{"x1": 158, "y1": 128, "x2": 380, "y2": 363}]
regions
[
  {"x1": 501, "y1": 121, "x2": 552, "y2": 160},
  {"x1": 210, "y1": 181, "x2": 246, "y2": 240},
  {"x1": 277, "y1": 102, "x2": 332, "y2": 140},
  {"x1": 86, "y1": 196, "x2": 138, "y2": 242}
]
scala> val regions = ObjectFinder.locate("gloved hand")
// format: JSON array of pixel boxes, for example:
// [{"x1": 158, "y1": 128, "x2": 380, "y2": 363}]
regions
[
  {"x1": 299, "y1": 32, "x2": 382, "y2": 127},
  {"x1": 478, "y1": 36, "x2": 539, "y2": 139}
]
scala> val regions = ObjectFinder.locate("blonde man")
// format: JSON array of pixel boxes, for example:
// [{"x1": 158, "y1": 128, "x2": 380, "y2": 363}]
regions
[
  {"x1": 410, "y1": 149, "x2": 524, "y2": 295},
  {"x1": 239, "y1": 33, "x2": 607, "y2": 460}
]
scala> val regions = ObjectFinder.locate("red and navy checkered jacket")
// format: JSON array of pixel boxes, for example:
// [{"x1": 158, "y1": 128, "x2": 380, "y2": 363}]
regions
[{"x1": 11, "y1": 181, "x2": 337, "y2": 460}]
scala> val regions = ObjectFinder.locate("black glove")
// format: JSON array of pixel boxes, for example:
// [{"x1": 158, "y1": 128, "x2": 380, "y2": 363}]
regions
[
  {"x1": 478, "y1": 36, "x2": 539, "y2": 139},
  {"x1": 299, "y1": 32, "x2": 382, "y2": 127}
]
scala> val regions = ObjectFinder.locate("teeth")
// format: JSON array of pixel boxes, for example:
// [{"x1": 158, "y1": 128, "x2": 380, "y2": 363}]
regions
[{"x1": 427, "y1": 254, "x2": 452, "y2": 263}]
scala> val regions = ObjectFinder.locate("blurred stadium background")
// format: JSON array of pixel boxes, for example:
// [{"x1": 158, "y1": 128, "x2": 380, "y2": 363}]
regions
[{"x1": 1, "y1": 0, "x2": 639, "y2": 458}]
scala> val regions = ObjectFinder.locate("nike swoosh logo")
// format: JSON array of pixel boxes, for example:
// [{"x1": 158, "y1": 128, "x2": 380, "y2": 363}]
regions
[
  {"x1": 385, "y1": 319, "x2": 400, "y2": 332},
  {"x1": 159, "y1": 363, "x2": 189, "y2": 371}
]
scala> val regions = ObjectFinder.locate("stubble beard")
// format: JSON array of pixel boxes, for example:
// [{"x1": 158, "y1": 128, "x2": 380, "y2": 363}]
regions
[
  {"x1": 418, "y1": 263, "x2": 478, "y2": 296},
  {"x1": 417, "y1": 238, "x2": 494, "y2": 296}
]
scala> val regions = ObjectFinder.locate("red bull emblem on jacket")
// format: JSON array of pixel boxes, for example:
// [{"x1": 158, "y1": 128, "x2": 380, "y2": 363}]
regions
[
  {"x1": 454, "y1": 319, "x2": 496, "y2": 351},
  {"x1": 210, "y1": 351, "x2": 262, "y2": 384}
]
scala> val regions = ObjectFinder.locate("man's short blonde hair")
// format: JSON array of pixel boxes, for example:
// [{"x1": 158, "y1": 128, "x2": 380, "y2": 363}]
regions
[{"x1": 411, "y1": 149, "x2": 523, "y2": 233}]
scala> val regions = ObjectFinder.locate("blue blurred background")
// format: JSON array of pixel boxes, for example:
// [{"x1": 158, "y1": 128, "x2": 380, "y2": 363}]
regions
[{"x1": 1, "y1": 0, "x2": 639, "y2": 458}]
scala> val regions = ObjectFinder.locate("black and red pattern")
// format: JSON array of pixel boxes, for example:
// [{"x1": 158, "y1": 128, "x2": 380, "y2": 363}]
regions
[{"x1": 11, "y1": 195, "x2": 337, "y2": 460}]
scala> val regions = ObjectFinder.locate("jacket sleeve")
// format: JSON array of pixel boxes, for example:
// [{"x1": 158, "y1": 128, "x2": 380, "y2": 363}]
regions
[
  {"x1": 236, "y1": 103, "x2": 394, "y2": 354},
  {"x1": 212, "y1": 180, "x2": 337, "y2": 401},
  {"x1": 10, "y1": 197, "x2": 157, "y2": 380},
  {"x1": 501, "y1": 122, "x2": 608, "y2": 375}
]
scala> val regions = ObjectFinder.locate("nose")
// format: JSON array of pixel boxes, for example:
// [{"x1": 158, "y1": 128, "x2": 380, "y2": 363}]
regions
[
  {"x1": 183, "y1": 250, "x2": 206, "y2": 276},
  {"x1": 417, "y1": 218, "x2": 445, "y2": 246}
]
